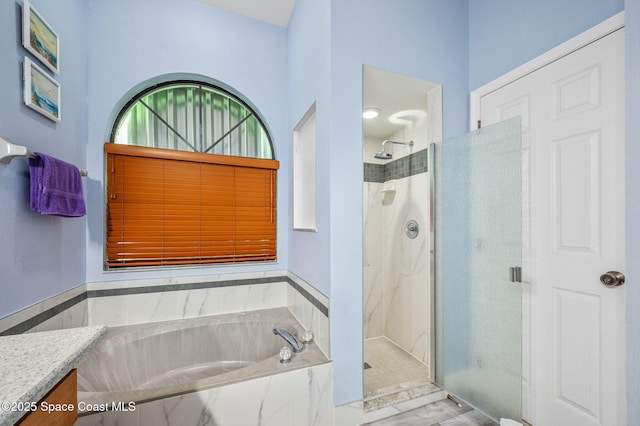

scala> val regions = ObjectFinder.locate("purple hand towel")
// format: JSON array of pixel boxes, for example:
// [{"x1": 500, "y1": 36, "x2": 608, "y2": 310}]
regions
[{"x1": 29, "y1": 152, "x2": 86, "y2": 217}]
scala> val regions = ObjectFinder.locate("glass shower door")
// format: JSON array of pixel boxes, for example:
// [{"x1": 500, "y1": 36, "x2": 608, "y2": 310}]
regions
[{"x1": 434, "y1": 118, "x2": 522, "y2": 421}]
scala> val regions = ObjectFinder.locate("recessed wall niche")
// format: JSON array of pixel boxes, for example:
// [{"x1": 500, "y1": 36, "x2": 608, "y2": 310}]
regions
[{"x1": 292, "y1": 103, "x2": 317, "y2": 231}]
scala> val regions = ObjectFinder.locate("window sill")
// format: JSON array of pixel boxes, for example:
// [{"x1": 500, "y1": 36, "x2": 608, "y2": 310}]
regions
[{"x1": 292, "y1": 227, "x2": 317, "y2": 233}]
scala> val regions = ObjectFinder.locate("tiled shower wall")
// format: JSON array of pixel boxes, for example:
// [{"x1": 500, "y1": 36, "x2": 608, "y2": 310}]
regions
[
  {"x1": 381, "y1": 172, "x2": 430, "y2": 365},
  {"x1": 363, "y1": 112, "x2": 434, "y2": 367},
  {"x1": 363, "y1": 173, "x2": 430, "y2": 366},
  {"x1": 363, "y1": 180, "x2": 385, "y2": 338}
]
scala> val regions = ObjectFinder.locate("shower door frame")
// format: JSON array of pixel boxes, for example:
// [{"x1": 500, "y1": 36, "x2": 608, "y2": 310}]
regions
[{"x1": 429, "y1": 142, "x2": 437, "y2": 382}]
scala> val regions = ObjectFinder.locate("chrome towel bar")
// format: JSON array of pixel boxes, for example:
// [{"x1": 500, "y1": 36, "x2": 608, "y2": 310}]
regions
[{"x1": 0, "y1": 136, "x2": 88, "y2": 176}]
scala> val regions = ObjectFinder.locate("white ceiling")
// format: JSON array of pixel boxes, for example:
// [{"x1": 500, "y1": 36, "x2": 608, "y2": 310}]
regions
[
  {"x1": 190, "y1": 3, "x2": 437, "y2": 140},
  {"x1": 363, "y1": 66, "x2": 440, "y2": 139},
  {"x1": 193, "y1": 0, "x2": 296, "y2": 27}
]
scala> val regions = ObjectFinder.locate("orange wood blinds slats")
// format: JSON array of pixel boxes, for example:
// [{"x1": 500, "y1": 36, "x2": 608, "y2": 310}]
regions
[{"x1": 105, "y1": 143, "x2": 278, "y2": 267}]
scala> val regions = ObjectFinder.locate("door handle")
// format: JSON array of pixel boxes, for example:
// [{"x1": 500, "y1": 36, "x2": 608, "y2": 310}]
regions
[
  {"x1": 600, "y1": 271, "x2": 625, "y2": 288},
  {"x1": 510, "y1": 266, "x2": 522, "y2": 283}
]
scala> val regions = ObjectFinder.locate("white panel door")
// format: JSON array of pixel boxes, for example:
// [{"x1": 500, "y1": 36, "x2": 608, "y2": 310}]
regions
[{"x1": 479, "y1": 28, "x2": 625, "y2": 426}]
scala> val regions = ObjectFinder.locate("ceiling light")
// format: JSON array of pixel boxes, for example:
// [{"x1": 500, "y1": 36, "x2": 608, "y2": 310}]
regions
[
  {"x1": 388, "y1": 109, "x2": 427, "y2": 125},
  {"x1": 363, "y1": 108, "x2": 381, "y2": 119}
]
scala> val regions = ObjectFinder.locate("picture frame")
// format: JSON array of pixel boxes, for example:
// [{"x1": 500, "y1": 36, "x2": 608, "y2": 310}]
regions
[
  {"x1": 22, "y1": 0, "x2": 59, "y2": 74},
  {"x1": 23, "y1": 57, "x2": 61, "y2": 122}
]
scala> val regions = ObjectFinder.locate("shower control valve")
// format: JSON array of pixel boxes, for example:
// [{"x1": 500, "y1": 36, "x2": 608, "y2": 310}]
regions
[{"x1": 405, "y1": 220, "x2": 419, "y2": 239}]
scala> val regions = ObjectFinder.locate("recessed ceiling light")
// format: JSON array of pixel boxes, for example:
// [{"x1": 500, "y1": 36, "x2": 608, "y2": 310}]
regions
[
  {"x1": 388, "y1": 109, "x2": 427, "y2": 125},
  {"x1": 363, "y1": 108, "x2": 381, "y2": 119}
]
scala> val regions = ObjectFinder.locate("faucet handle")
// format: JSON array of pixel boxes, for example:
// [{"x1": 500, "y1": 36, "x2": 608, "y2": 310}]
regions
[
  {"x1": 279, "y1": 346, "x2": 292, "y2": 364},
  {"x1": 301, "y1": 330, "x2": 314, "y2": 344}
]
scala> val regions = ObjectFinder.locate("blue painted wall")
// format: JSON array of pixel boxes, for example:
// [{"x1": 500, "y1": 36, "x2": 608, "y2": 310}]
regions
[
  {"x1": 327, "y1": 0, "x2": 470, "y2": 406},
  {"x1": 289, "y1": 0, "x2": 470, "y2": 406},
  {"x1": 84, "y1": 0, "x2": 290, "y2": 283},
  {"x1": 0, "y1": 0, "x2": 87, "y2": 318},
  {"x1": 287, "y1": 0, "x2": 332, "y2": 296},
  {"x1": 469, "y1": 0, "x2": 624, "y2": 89}
]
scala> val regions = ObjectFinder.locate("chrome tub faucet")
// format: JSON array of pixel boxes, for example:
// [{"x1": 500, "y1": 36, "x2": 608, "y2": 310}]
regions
[{"x1": 273, "y1": 328, "x2": 304, "y2": 353}]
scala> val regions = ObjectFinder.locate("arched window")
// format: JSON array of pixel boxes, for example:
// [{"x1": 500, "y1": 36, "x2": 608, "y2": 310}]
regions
[
  {"x1": 105, "y1": 80, "x2": 279, "y2": 269},
  {"x1": 111, "y1": 81, "x2": 274, "y2": 159}
]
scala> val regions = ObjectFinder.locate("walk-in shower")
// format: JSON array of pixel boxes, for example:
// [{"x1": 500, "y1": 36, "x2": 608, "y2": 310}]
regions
[
  {"x1": 363, "y1": 65, "x2": 523, "y2": 422},
  {"x1": 362, "y1": 65, "x2": 442, "y2": 411},
  {"x1": 374, "y1": 140, "x2": 414, "y2": 160}
]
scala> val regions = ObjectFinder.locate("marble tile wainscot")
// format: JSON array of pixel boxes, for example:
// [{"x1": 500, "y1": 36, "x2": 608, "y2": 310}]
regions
[
  {"x1": 0, "y1": 271, "x2": 330, "y2": 356},
  {"x1": 0, "y1": 284, "x2": 88, "y2": 336}
]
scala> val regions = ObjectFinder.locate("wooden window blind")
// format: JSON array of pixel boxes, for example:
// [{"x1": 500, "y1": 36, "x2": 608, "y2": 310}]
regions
[{"x1": 105, "y1": 143, "x2": 279, "y2": 268}]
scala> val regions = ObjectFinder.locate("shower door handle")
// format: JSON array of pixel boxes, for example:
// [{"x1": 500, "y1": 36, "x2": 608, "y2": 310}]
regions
[{"x1": 509, "y1": 267, "x2": 522, "y2": 283}]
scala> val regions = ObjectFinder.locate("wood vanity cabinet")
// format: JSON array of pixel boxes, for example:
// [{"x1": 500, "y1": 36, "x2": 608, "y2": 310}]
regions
[{"x1": 17, "y1": 369, "x2": 77, "y2": 426}]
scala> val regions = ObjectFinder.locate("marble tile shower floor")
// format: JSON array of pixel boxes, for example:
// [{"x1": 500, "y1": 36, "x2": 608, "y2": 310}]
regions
[{"x1": 364, "y1": 337, "x2": 432, "y2": 400}]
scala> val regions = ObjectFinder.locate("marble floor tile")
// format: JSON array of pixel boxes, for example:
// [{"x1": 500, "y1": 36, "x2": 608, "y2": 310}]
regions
[
  {"x1": 364, "y1": 399, "x2": 499, "y2": 426},
  {"x1": 438, "y1": 410, "x2": 498, "y2": 426}
]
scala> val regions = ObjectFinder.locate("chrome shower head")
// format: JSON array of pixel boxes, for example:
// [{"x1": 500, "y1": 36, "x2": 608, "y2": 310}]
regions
[
  {"x1": 373, "y1": 140, "x2": 413, "y2": 161},
  {"x1": 374, "y1": 150, "x2": 393, "y2": 160}
]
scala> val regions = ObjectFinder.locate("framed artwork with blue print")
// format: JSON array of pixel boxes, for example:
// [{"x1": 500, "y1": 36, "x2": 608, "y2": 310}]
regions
[
  {"x1": 22, "y1": 0, "x2": 59, "y2": 74},
  {"x1": 23, "y1": 57, "x2": 61, "y2": 122}
]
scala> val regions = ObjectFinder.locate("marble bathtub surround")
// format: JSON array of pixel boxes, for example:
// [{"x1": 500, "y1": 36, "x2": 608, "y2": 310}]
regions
[
  {"x1": 89, "y1": 275, "x2": 289, "y2": 298},
  {"x1": 86, "y1": 272, "x2": 330, "y2": 355},
  {"x1": 286, "y1": 271, "x2": 331, "y2": 357},
  {"x1": 93, "y1": 271, "x2": 330, "y2": 319},
  {"x1": 0, "y1": 270, "x2": 330, "y2": 357},
  {"x1": 0, "y1": 283, "x2": 87, "y2": 336},
  {"x1": 0, "y1": 326, "x2": 107, "y2": 425},
  {"x1": 0, "y1": 269, "x2": 333, "y2": 426},
  {"x1": 77, "y1": 307, "x2": 328, "y2": 408},
  {"x1": 286, "y1": 272, "x2": 329, "y2": 317},
  {"x1": 76, "y1": 362, "x2": 334, "y2": 426}
]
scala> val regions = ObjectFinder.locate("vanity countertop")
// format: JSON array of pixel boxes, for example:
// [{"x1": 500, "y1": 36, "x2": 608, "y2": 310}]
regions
[{"x1": 0, "y1": 325, "x2": 107, "y2": 425}]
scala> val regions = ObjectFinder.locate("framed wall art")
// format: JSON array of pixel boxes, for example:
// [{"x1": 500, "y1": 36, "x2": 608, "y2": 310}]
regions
[
  {"x1": 24, "y1": 57, "x2": 61, "y2": 122},
  {"x1": 22, "y1": 0, "x2": 59, "y2": 74}
]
